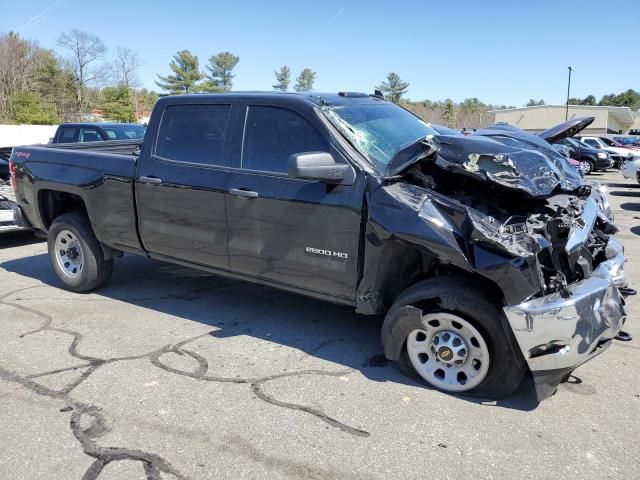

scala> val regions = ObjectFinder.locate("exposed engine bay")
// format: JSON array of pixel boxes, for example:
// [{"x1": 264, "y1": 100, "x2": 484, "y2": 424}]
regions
[{"x1": 402, "y1": 153, "x2": 617, "y2": 298}]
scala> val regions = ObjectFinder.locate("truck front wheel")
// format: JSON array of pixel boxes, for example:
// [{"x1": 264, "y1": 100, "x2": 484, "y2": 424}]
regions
[
  {"x1": 382, "y1": 278, "x2": 525, "y2": 399},
  {"x1": 48, "y1": 212, "x2": 113, "y2": 292}
]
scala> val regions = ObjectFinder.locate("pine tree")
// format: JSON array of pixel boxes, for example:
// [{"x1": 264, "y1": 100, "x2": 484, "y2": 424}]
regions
[
  {"x1": 273, "y1": 65, "x2": 291, "y2": 91},
  {"x1": 376, "y1": 73, "x2": 409, "y2": 103},
  {"x1": 101, "y1": 84, "x2": 135, "y2": 122},
  {"x1": 155, "y1": 50, "x2": 204, "y2": 94},
  {"x1": 294, "y1": 68, "x2": 316, "y2": 92},
  {"x1": 442, "y1": 99, "x2": 456, "y2": 128},
  {"x1": 206, "y1": 52, "x2": 239, "y2": 91}
]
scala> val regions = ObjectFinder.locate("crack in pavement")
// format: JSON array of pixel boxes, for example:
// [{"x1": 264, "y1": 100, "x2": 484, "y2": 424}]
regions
[{"x1": 0, "y1": 284, "x2": 371, "y2": 479}]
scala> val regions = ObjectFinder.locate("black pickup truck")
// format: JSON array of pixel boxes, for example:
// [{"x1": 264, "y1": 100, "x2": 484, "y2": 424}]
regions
[{"x1": 10, "y1": 92, "x2": 628, "y2": 400}]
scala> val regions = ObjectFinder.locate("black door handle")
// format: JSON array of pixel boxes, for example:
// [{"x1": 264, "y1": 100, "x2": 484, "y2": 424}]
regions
[
  {"x1": 229, "y1": 188, "x2": 259, "y2": 199},
  {"x1": 139, "y1": 176, "x2": 163, "y2": 184}
]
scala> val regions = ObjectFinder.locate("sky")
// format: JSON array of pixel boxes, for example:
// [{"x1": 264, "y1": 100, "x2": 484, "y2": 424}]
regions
[{"x1": 3, "y1": 0, "x2": 640, "y2": 106}]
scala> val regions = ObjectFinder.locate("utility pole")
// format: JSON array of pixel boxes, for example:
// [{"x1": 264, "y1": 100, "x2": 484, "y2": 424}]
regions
[{"x1": 565, "y1": 66, "x2": 574, "y2": 121}]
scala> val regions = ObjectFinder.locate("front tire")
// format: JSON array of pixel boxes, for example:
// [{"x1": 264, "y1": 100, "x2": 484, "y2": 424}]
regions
[
  {"x1": 579, "y1": 160, "x2": 594, "y2": 175},
  {"x1": 48, "y1": 212, "x2": 113, "y2": 292},
  {"x1": 383, "y1": 277, "x2": 525, "y2": 399}
]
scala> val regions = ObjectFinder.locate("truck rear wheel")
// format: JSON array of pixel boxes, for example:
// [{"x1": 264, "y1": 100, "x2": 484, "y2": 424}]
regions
[
  {"x1": 48, "y1": 212, "x2": 113, "y2": 292},
  {"x1": 382, "y1": 278, "x2": 525, "y2": 399}
]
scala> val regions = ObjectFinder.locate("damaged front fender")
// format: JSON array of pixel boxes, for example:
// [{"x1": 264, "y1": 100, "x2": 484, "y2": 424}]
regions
[{"x1": 356, "y1": 180, "x2": 544, "y2": 314}]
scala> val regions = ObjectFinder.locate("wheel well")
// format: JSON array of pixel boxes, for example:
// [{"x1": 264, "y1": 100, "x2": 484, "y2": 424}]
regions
[
  {"x1": 363, "y1": 240, "x2": 505, "y2": 313},
  {"x1": 39, "y1": 190, "x2": 88, "y2": 229}
]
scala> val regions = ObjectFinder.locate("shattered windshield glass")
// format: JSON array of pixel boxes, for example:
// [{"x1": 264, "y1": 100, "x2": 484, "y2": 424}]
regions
[{"x1": 322, "y1": 103, "x2": 438, "y2": 171}]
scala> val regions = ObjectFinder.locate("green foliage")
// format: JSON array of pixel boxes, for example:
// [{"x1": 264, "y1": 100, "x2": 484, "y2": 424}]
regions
[
  {"x1": 442, "y1": 99, "x2": 457, "y2": 128},
  {"x1": 568, "y1": 95, "x2": 597, "y2": 106},
  {"x1": 599, "y1": 89, "x2": 640, "y2": 109},
  {"x1": 294, "y1": 68, "x2": 316, "y2": 92},
  {"x1": 525, "y1": 98, "x2": 545, "y2": 106},
  {"x1": 101, "y1": 84, "x2": 135, "y2": 122},
  {"x1": 376, "y1": 72, "x2": 409, "y2": 103},
  {"x1": 11, "y1": 91, "x2": 59, "y2": 124},
  {"x1": 206, "y1": 52, "x2": 239, "y2": 91},
  {"x1": 156, "y1": 50, "x2": 204, "y2": 94},
  {"x1": 273, "y1": 65, "x2": 291, "y2": 91},
  {"x1": 459, "y1": 97, "x2": 487, "y2": 114}
]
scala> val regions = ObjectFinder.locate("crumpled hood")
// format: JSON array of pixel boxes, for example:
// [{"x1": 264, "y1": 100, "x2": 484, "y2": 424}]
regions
[{"x1": 426, "y1": 123, "x2": 584, "y2": 198}]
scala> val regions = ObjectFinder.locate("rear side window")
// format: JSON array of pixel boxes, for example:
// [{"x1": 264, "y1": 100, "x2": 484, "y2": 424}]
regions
[
  {"x1": 79, "y1": 128, "x2": 102, "y2": 142},
  {"x1": 155, "y1": 104, "x2": 231, "y2": 166},
  {"x1": 242, "y1": 106, "x2": 328, "y2": 173},
  {"x1": 57, "y1": 127, "x2": 76, "y2": 142}
]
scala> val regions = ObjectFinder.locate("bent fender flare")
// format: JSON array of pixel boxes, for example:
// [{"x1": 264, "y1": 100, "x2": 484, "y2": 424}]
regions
[{"x1": 381, "y1": 305, "x2": 424, "y2": 361}]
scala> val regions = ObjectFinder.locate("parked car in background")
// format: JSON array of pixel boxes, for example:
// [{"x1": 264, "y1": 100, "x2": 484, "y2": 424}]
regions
[
  {"x1": 551, "y1": 144, "x2": 583, "y2": 176},
  {"x1": 537, "y1": 117, "x2": 611, "y2": 174},
  {"x1": 621, "y1": 156, "x2": 640, "y2": 184},
  {"x1": 558, "y1": 138, "x2": 611, "y2": 174},
  {"x1": 611, "y1": 135, "x2": 640, "y2": 149},
  {"x1": 580, "y1": 135, "x2": 637, "y2": 163},
  {"x1": 51, "y1": 123, "x2": 146, "y2": 143}
]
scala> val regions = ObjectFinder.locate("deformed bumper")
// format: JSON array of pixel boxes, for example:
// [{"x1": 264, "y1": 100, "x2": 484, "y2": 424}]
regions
[{"x1": 503, "y1": 238, "x2": 626, "y2": 398}]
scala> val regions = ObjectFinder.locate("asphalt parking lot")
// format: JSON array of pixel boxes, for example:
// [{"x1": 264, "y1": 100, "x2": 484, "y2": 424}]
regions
[{"x1": 1, "y1": 170, "x2": 639, "y2": 480}]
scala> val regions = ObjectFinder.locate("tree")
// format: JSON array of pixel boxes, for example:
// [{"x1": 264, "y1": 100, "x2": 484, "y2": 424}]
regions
[
  {"x1": 156, "y1": 50, "x2": 204, "y2": 94},
  {"x1": 206, "y1": 51, "x2": 239, "y2": 91},
  {"x1": 57, "y1": 30, "x2": 108, "y2": 115},
  {"x1": 101, "y1": 84, "x2": 135, "y2": 122},
  {"x1": 599, "y1": 89, "x2": 640, "y2": 109},
  {"x1": 459, "y1": 97, "x2": 486, "y2": 114},
  {"x1": 376, "y1": 72, "x2": 409, "y2": 103},
  {"x1": 294, "y1": 68, "x2": 316, "y2": 92},
  {"x1": 442, "y1": 99, "x2": 456, "y2": 128},
  {"x1": 273, "y1": 65, "x2": 291, "y2": 91},
  {"x1": 525, "y1": 98, "x2": 545, "y2": 107},
  {"x1": 114, "y1": 46, "x2": 142, "y2": 88},
  {"x1": 11, "y1": 91, "x2": 59, "y2": 124}
]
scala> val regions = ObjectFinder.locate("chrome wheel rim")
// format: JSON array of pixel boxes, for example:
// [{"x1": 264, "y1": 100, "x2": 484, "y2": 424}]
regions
[
  {"x1": 579, "y1": 161, "x2": 592, "y2": 174},
  {"x1": 54, "y1": 230, "x2": 84, "y2": 279},
  {"x1": 406, "y1": 313, "x2": 490, "y2": 392}
]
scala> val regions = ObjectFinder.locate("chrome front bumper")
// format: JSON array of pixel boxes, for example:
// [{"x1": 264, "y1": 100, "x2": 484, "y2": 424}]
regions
[{"x1": 503, "y1": 238, "x2": 626, "y2": 372}]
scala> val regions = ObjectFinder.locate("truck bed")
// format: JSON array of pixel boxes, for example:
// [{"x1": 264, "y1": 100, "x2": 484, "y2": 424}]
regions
[{"x1": 35, "y1": 139, "x2": 142, "y2": 155}]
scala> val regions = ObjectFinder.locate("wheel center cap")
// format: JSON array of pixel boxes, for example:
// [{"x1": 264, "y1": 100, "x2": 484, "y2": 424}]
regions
[
  {"x1": 67, "y1": 246, "x2": 79, "y2": 262},
  {"x1": 437, "y1": 346, "x2": 454, "y2": 361}
]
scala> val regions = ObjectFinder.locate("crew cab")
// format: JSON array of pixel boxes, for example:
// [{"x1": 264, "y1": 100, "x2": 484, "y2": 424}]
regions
[
  {"x1": 10, "y1": 92, "x2": 629, "y2": 401},
  {"x1": 51, "y1": 122, "x2": 145, "y2": 143}
]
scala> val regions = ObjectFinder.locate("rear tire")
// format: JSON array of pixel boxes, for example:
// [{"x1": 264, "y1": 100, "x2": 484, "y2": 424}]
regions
[
  {"x1": 48, "y1": 212, "x2": 113, "y2": 292},
  {"x1": 383, "y1": 277, "x2": 525, "y2": 399}
]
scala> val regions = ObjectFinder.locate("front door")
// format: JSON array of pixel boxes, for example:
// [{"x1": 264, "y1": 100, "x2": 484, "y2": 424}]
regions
[
  {"x1": 226, "y1": 104, "x2": 364, "y2": 300},
  {"x1": 136, "y1": 102, "x2": 233, "y2": 269}
]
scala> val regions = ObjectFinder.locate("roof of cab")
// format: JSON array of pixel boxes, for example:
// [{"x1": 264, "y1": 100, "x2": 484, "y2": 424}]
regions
[
  {"x1": 156, "y1": 91, "x2": 389, "y2": 108},
  {"x1": 58, "y1": 122, "x2": 144, "y2": 128}
]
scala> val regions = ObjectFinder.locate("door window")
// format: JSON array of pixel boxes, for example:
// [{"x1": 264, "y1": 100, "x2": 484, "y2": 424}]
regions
[
  {"x1": 57, "y1": 127, "x2": 77, "y2": 142},
  {"x1": 155, "y1": 104, "x2": 232, "y2": 167},
  {"x1": 242, "y1": 106, "x2": 328, "y2": 173},
  {"x1": 79, "y1": 128, "x2": 102, "y2": 142}
]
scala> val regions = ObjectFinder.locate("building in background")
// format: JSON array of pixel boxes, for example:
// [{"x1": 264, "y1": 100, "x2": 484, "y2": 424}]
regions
[{"x1": 493, "y1": 105, "x2": 640, "y2": 135}]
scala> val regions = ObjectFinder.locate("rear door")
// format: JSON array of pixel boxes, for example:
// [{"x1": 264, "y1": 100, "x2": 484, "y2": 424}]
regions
[
  {"x1": 225, "y1": 101, "x2": 364, "y2": 300},
  {"x1": 135, "y1": 100, "x2": 233, "y2": 269}
]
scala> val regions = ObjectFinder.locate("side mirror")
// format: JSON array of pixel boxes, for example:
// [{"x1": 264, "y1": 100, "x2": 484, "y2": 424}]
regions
[{"x1": 288, "y1": 152, "x2": 351, "y2": 183}]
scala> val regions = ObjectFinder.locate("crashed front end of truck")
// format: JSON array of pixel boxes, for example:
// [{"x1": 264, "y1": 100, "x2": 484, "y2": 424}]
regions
[{"x1": 348, "y1": 118, "x2": 628, "y2": 399}]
